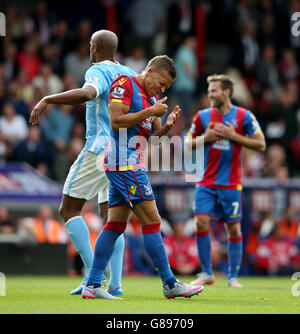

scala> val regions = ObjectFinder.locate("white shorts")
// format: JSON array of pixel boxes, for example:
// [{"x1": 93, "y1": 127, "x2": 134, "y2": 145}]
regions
[{"x1": 63, "y1": 149, "x2": 109, "y2": 203}]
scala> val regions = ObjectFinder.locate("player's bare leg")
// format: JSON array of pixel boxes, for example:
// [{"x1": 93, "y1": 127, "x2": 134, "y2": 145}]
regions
[
  {"x1": 99, "y1": 201, "x2": 108, "y2": 224},
  {"x1": 224, "y1": 221, "x2": 243, "y2": 288},
  {"x1": 107, "y1": 205, "x2": 132, "y2": 223},
  {"x1": 59, "y1": 194, "x2": 86, "y2": 223},
  {"x1": 192, "y1": 214, "x2": 215, "y2": 285}
]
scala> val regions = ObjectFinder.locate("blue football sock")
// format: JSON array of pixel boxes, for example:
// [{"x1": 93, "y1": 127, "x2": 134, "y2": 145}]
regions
[
  {"x1": 142, "y1": 227, "x2": 176, "y2": 288},
  {"x1": 227, "y1": 236, "x2": 243, "y2": 279},
  {"x1": 195, "y1": 230, "x2": 213, "y2": 275},
  {"x1": 66, "y1": 216, "x2": 93, "y2": 276},
  {"x1": 108, "y1": 234, "x2": 125, "y2": 289},
  {"x1": 87, "y1": 229, "x2": 121, "y2": 285}
]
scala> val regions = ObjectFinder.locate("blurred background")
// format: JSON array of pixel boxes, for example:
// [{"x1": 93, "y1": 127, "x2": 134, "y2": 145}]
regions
[{"x1": 0, "y1": 0, "x2": 300, "y2": 278}]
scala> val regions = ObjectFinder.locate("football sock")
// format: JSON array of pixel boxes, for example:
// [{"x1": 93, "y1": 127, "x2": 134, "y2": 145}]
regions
[
  {"x1": 195, "y1": 229, "x2": 213, "y2": 275},
  {"x1": 227, "y1": 235, "x2": 243, "y2": 279},
  {"x1": 66, "y1": 216, "x2": 93, "y2": 276},
  {"x1": 142, "y1": 224, "x2": 176, "y2": 288},
  {"x1": 87, "y1": 222, "x2": 126, "y2": 285},
  {"x1": 109, "y1": 234, "x2": 125, "y2": 289}
]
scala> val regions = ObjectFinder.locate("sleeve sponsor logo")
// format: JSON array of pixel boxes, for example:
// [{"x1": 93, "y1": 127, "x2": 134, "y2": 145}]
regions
[{"x1": 112, "y1": 86, "x2": 125, "y2": 99}]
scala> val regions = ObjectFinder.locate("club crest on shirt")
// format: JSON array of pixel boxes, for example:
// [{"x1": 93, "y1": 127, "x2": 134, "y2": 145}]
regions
[{"x1": 112, "y1": 86, "x2": 125, "y2": 99}]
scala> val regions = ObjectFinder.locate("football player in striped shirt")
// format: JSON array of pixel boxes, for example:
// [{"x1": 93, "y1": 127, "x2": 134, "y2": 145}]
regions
[
  {"x1": 185, "y1": 74, "x2": 266, "y2": 287},
  {"x1": 82, "y1": 55, "x2": 204, "y2": 300}
]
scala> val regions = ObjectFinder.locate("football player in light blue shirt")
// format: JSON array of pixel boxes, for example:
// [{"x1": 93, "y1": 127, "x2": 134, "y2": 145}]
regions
[{"x1": 30, "y1": 30, "x2": 136, "y2": 298}]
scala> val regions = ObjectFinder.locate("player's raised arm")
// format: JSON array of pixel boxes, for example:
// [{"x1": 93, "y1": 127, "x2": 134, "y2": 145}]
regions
[
  {"x1": 29, "y1": 85, "x2": 97, "y2": 125},
  {"x1": 108, "y1": 96, "x2": 168, "y2": 131}
]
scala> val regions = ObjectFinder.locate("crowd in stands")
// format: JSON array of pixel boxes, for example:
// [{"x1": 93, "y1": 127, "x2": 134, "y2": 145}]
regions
[{"x1": 0, "y1": 0, "x2": 300, "y2": 276}]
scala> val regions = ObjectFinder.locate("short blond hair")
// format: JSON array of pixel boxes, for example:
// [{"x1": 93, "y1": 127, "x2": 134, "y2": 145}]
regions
[
  {"x1": 146, "y1": 55, "x2": 177, "y2": 80},
  {"x1": 207, "y1": 74, "x2": 234, "y2": 96}
]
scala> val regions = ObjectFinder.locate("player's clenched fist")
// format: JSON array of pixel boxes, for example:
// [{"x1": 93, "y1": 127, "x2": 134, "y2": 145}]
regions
[{"x1": 151, "y1": 96, "x2": 168, "y2": 117}]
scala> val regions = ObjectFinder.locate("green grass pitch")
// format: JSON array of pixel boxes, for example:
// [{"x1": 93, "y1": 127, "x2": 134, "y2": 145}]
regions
[{"x1": 0, "y1": 275, "x2": 299, "y2": 314}]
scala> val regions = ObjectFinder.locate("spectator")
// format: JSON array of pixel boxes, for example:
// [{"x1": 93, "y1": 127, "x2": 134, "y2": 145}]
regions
[
  {"x1": 245, "y1": 218, "x2": 262, "y2": 273},
  {"x1": 255, "y1": 223, "x2": 300, "y2": 275},
  {"x1": 242, "y1": 148, "x2": 265, "y2": 177},
  {"x1": 6, "y1": 81, "x2": 31, "y2": 122},
  {"x1": 163, "y1": 221, "x2": 200, "y2": 275},
  {"x1": 256, "y1": 43, "x2": 280, "y2": 96},
  {"x1": 31, "y1": 1, "x2": 52, "y2": 46},
  {"x1": 17, "y1": 39, "x2": 41, "y2": 82},
  {"x1": 52, "y1": 137, "x2": 84, "y2": 184},
  {"x1": 257, "y1": 13, "x2": 277, "y2": 48},
  {"x1": 74, "y1": 20, "x2": 92, "y2": 47},
  {"x1": 123, "y1": 46, "x2": 147, "y2": 74},
  {"x1": 5, "y1": 5, "x2": 34, "y2": 46},
  {"x1": 254, "y1": 87, "x2": 276, "y2": 131},
  {"x1": 18, "y1": 205, "x2": 68, "y2": 244},
  {"x1": 0, "y1": 206, "x2": 16, "y2": 234},
  {"x1": 12, "y1": 68, "x2": 35, "y2": 105},
  {"x1": 172, "y1": 36, "x2": 198, "y2": 120},
  {"x1": 40, "y1": 43, "x2": 64, "y2": 77},
  {"x1": 0, "y1": 101, "x2": 28, "y2": 147},
  {"x1": 166, "y1": 0, "x2": 196, "y2": 55},
  {"x1": 32, "y1": 62, "x2": 64, "y2": 96},
  {"x1": 231, "y1": 21, "x2": 260, "y2": 77},
  {"x1": 277, "y1": 205, "x2": 300, "y2": 242},
  {"x1": 259, "y1": 210, "x2": 276, "y2": 239},
  {"x1": 278, "y1": 49, "x2": 300, "y2": 83},
  {"x1": 13, "y1": 125, "x2": 51, "y2": 176},
  {"x1": 125, "y1": 0, "x2": 166, "y2": 58},
  {"x1": 42, "y1": 104, "x2": 74, "y2": 154},
  {"x1": 3, "y1": 43, "x2": 18, "y2": 82},
  {"x1": 50, "y1": 19, "x2": 73, "y2": 59},
  {"x1": 262, "y1": 144, "x2": 286, "y2": 178},
  {"x1": 225, "y1": 67, "x2": 254, "y2": 109},
  {"x1": 267, "y1": 86, "x2": 299, "y2": 142},
  {"x1": 64, "y1": 42, "x2": 90, "y2": 86}
]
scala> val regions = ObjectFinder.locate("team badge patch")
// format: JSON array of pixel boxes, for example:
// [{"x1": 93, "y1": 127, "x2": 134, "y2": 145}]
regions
[
  {"x1": 112, "y1": 86, "x2": 125, "y2": 99},
  {"x1": 87, "y1": 75, "x2": 99, "y2": 83},
  {"x1": 143, "y1": 183, "x2": 153, "y2": 196}
]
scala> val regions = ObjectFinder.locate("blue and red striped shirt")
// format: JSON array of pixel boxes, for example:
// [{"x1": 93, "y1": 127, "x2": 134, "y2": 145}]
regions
[
  {"x1": 188, "y1": 106, "x2": 262, "y2": 189},
  {"x1": 104, "y1": 75, "x2": 156, "y2": 170}
]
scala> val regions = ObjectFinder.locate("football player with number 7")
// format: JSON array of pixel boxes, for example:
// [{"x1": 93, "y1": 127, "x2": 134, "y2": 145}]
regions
[{"x1": 185, "y1": 74, "x2": 266, "y2": 288}]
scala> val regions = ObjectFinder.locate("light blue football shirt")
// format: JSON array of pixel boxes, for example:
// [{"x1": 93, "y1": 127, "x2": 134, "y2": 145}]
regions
[{"x1": 82, "y1": 60, "x2": 136, "y2": 154}]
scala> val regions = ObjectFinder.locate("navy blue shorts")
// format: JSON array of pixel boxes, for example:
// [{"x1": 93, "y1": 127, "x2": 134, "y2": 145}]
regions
[
  {"x1": 106, "y1": 167, "x2": 155, "y2": 208},
  {"x1": 194, "y1": 185, "x2": 242, "y2": 223}
]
